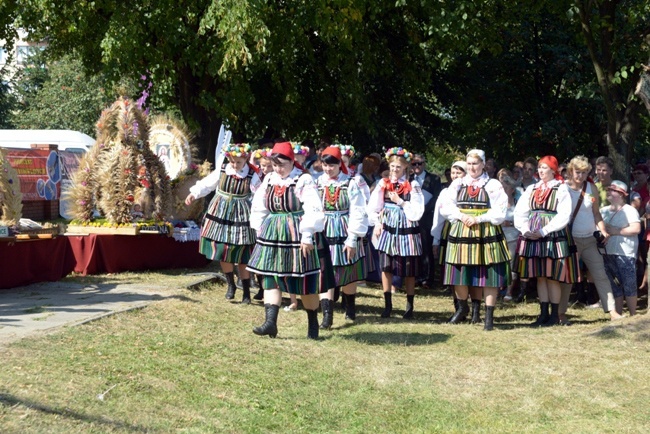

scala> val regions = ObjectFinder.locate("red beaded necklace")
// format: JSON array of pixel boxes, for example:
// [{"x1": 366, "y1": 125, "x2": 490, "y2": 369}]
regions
[
  {"x1": 384, "y1": 178, "x2": 411, "y2": 195},
  {"x1": 325, "y1": 185, "x2": 340, "y2": 206},
  {"x1": 532, "y1": 182, "x2": 553, "y2": 204},
  {"x1": 273, "y1": 185, "x2": 287, "y2": 197}
]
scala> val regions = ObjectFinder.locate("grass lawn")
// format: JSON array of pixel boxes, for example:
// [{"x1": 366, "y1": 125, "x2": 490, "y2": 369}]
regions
[{"x1": 1, "y1": 271, "x2": 649, "y2": 433}]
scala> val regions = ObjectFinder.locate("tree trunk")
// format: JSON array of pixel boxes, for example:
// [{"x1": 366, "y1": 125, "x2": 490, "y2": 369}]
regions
[{"x1": 177, "y1": 65, "x2": 221, "y2": 165}]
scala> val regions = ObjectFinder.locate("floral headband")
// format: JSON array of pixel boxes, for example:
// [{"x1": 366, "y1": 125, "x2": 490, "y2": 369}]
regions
[
  {"x1": 334, "y1": 144, "x2": 356, "y2": 158},
  {"x1": 292, "y1": 143, "x2": 310, "y2": 156},
  {"x1": 253, "y1": 147, "x2": 273, "y2": 160},
  {"x1": 385, "y1": 147, "x2": 413, "y2": 163},
  {"x1": 224, "y1": 143, "x2": 252, "y2": 158}
]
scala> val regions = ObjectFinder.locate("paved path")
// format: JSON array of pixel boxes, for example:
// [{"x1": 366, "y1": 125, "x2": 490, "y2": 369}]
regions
[{"x1": 0, "y1": 281, "x2": 198, "y2": 346}]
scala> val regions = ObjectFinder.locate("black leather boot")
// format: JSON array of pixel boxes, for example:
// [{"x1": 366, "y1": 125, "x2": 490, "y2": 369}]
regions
[
  {"x1": 241, "y1": 279, "x2": 251, "y2": 304},
  {"x1": 345, "y1": 294, "x2": 356, "y2": 320},
  {"x1": 515, "y1": 279, "x2": 528, "y2": 303},
  {"x1": 531, "y1": 302, "x2": 550, "y2": 326},
  {"x1": 449, "y1": 299, "x2": 469, "y2": 324},
  {"x1": 381, "y1": 292, "x2": 393, "y2": 318},
  {"x1": 448, "y1": 297, "x2": 463, "y2": 322},
  {"x1": 319, "y1": 299, "x2": 333, "y2": 329},
  {"x1": 403, "y1": 294, "x2": 414, "y2": 319},
  {"x1": 471, "y1": 299, "x2": 482, "y2": 324},
  {"x1": 224, "y1": 271, "x2": 236, "y2": 300},
  {"x1": 484, "y1": 305, "x2": 495, "y2": 331},
  {"x1": 307, "y1": 308, "x2": 319, "y2": 339},
  {"x1": 253, "y1": 304, "x2": 279, "y2": 338},
  {"x1": 542, "y1": 303, "x2": 560, "y2": 327},
  {"x1": 253, "y1": 275, "x2": 264, "y2": 300}
]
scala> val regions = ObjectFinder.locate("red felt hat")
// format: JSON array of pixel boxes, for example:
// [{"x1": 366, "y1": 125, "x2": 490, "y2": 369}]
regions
[
  {"x1": 272, "y1": 141, "x2": 294, "y2": 161},
  {"x1": 320, "y1": 146, "x2": 348, "y2": 174}
]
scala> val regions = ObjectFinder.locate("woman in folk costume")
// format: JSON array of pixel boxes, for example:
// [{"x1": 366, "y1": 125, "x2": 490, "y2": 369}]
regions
[
  {"x1": 249, "y1": 147, "x2": 273, "y2": 301},
  {"x1": 431, "y1": 160, "x2": 466, "y2": 319},
  {"x1": 440, "y1": 149, "x2": 510, "y2": 331},
  {"x1": 316, "y1": 146, "x2": 369, "y2": 327},
  {"x1": 185, "y1": 143, "x2": 260, "y2": 304},
  {"x1": 250, "y1": 147, "x2": 273, "y2": 194},
  {"x1": 247, "y1": 141, "x2": 326, "y2": 339},
  {"x1": 513, "y1": 155, "x2": 579, "y2": 326},
  {"x1": 367, "y1": 147, "x2": 424, "y2": 319}
]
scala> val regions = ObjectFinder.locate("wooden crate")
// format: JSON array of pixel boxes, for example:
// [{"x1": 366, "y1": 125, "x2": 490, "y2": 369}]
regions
[{"x1": 66, "y1": 225, "x2": 140, "y2": 236}]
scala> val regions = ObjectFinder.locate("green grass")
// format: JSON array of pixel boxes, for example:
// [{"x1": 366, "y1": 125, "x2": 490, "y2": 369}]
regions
[{"x1": 1, "y1": 276, "x2": 649, "y2": 433}]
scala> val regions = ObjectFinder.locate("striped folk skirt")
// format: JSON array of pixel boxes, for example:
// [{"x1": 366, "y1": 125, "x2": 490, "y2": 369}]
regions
[
  {"x1": 376, "y1": 204, "x2": 422, "y2": 278},
  {"x1": 443, "y1": 210, "x2": 511, "y2": 287},
  {"x1": 515, "y1": 211, "x2": 580, "y2": 283},
  {"x1": 199, "y1": 191, "x2": 255, "y2": 263},
  {"x1": 246, "y1": 211, "x2": 323, "y2": 295},
  {"x1": 324, "y1": 211, "x2": 368, "y2": 286}
]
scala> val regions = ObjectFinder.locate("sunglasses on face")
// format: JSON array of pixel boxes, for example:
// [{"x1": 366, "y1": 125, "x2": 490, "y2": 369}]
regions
[
  {"x1": 411, "y1": 162, "x2": 423, "y2": 166},
  {"x1": 633, "y1": 171, "x2": 646, "y2": 175}
]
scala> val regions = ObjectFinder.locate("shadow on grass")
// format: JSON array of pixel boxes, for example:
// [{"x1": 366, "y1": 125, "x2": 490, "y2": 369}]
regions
[
  {"x1": 589, "y1": 315, "x2": 650, "y2": 340},
  {"x1": 339, "y1": 331, "x2": 450, "y2": 346},
  {"x1": 0, "y1": 392, "x2": 151, "y2": 432}
]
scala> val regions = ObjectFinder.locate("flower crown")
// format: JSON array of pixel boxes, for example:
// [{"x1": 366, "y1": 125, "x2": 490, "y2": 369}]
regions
[
  {"x1": 385, "y1": 147, "x2": 413, "y2": 162},
  {"x1": 292, "y1": 143, "x2": 310, "y2": 156},
  {"x1": 224, "y1": 143, "x2": 252, "y2": 158},
  {"x1": 253, "y1": 147, "x2": 273, "y2": 160},
  {"x1": 334, "y1": 144, "x2": 355, "y2": 157}
]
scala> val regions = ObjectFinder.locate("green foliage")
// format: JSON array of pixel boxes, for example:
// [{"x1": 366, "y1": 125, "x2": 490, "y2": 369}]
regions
[{"x1": 9, "y1": 51, "x2": 137, "y2": 137}]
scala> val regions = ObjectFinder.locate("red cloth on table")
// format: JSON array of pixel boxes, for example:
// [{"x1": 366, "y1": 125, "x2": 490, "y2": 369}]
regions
[
  {"x1": 67, "y1": 234, "x2": 209, "y2": 275},
  {"x1": 0, "y1": 237, "x2": 76, "y2": 289}
]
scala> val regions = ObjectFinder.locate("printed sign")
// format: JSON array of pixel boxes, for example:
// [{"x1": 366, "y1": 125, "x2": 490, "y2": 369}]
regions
[{"x1": 4, "y1": 148, "x2": 60, "y2": 201}]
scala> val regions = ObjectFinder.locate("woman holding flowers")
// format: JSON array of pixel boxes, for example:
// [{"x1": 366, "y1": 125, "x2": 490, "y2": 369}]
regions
[
  {"x1": 441, "y1": 149, "x2": 511, "y2": 331},
  {"x1": 367, "y1": 147, "x2": 424, "y2": 319},
  {"x1": 247, "y1": 142, "x2": 326, "y2": 339},
  {"x1": 185, "y1": 143, "x2": 260, "y2": 304}
]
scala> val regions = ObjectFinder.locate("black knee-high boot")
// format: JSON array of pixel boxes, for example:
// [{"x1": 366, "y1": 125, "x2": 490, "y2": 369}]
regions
[
  {"x1": 253, "y1": 304, "x2": 279, "y2": 338},
  {"x1": 253, "y1": 275, "x2": 264, "y2": 300},
  {"x1": 484, "y1": 306, "x2": 495, "y2": 331},
  {"x1": 241, "y1": 279, "x2": 251, "y2": 304},
  {"x1": 448, "y1": 296, "x2": 463, "y2": 322},
  {"x1": 471, "y1": 299, "x2": 482, "y2": 324},
  {"x1": 345, "y1": 294, "x2": 356, "y2": 320},
  {"x1": 449, "y1": 299, "x2": 469, "y2": 324},
  {"x1": 515, "y1": 280, "x2": 528, "y2": 303},
  {"x1": 531, "y1": 302, "x2": 550, "y2": 326},
  {"x1": 225, "y1": 272, "x2": 237, "y2": 300},
  {"x1": 403, "y1": 294, "x2": 414, "y2": 319},
  {"x1": 319, "y1": 299, "x2": 333, "y2": 329},
  {"x1": 542, "y1": 303, "x2": 560, "y2": 327},
  {"x1": 307, "y1": 308, "x2": 319, "y2": 339},
  {"x1": 340, "y1": 288, "x2": 347, "y2": 311},
  {"x1": 381, "y1": 292, "x2": 393, "y2": 318}
]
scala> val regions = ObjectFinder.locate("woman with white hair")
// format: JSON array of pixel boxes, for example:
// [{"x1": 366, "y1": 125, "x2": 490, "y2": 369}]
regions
[
  {"x1": 561, "y1": 155, "x2": 623, "y2": 321},
  {"x1": 440, "y1": 149, "x2": 511, "y2": 330}
]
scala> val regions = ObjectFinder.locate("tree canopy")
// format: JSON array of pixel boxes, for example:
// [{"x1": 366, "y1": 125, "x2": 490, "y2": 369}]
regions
[{"x1": 10, "y1": 0, "x2": 650, "y2": 170}]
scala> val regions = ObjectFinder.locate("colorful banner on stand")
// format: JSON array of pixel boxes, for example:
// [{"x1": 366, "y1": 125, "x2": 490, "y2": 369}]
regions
[{"x1": 4, "y1": 148, "x2": 61, "y2": 201}]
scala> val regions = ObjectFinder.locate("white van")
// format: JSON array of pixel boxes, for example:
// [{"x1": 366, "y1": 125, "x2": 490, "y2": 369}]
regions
[{"x1": 0, "y1": 129, "x2": 95, "y2": 153}]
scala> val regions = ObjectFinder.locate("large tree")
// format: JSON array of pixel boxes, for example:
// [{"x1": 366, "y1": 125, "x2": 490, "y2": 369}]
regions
[
  {"x1": 572, "y1": 0, "x2": 650, "y2": 176},
  {"x1": 17, "y1": 1, "x2": 485, "y2": 160}
]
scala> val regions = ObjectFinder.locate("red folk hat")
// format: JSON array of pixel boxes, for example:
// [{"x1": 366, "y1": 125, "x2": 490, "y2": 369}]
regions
[
  {"x1": 271, "y1": 141, "x2": 294, "y2": 161},
  {"x1": 271, "y1": 141, "x2": 305, "y2": 171},
  {"x1": 320, "y1": 146, "x2": 348, "y2": 174}
]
